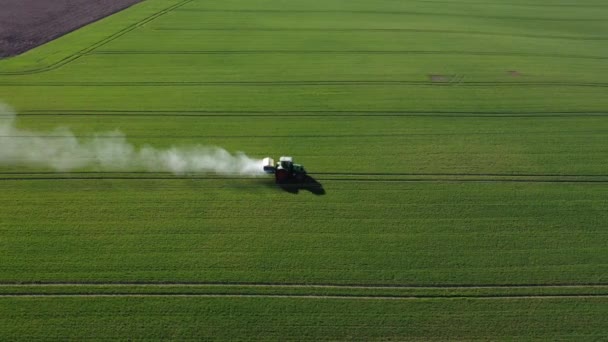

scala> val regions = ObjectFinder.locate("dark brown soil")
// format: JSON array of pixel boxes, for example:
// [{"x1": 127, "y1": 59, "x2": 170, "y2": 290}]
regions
[{"x1": 0, "y1": 0, "x2": 142, "y2": 57}]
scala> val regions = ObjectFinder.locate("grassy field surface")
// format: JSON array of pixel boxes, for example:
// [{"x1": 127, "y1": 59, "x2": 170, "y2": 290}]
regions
[
  {"x1": 2, "y1": 180, "x2": 606, "y2": 284},
  {"x1": 2, "y1": 297, "x2": 606, "y2": 340},
  {"x1": 3, "y1": 297, "x2": 608, "y2": 340},
  {"x1": 0, "y1": 0, "x2": 607, "y2": 339}
]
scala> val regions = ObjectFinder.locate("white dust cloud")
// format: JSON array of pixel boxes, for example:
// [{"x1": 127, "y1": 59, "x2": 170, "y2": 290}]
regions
[{"x1": 0, "y1": 103, "x2": 264, "y2": 175}]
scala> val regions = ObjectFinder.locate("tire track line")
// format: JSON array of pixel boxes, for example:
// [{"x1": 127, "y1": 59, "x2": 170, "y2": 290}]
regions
[
  {"x1": 1, "y1": 293, "x2": 607, "y2": 300},
  {"x1": 0, "y1": 178, "x2": 606, "y2": 184},
  {"x1": 2, "y1": 130, "x2": 607, "y2": 138},
  {"x1": 90, "y1": 50, "x2": 608, "y2": 61},
  {"x1": 4, "y1": 81, "x2": 608, "y2": 88},
  {"x1": 2, "y1": 170, "x2": 607, "y2": 177},
  {"x1": 407, "y1": 0, "x2": 608, "y2": 8},
  {"x1": 3, "y1": 283, "x2": 607, "y2": 300},
  {"x1": 0, "y1": 172, "x2": 606, "y2": 183},
  {"x1": 2, "y1": 282, "x2": 608, "y2": 289},
  {"x1": 151, "y1": 27, "x2": 608, "y2": 41},
  {"x1": 8, "y1": 110, "x2": 608, "y2": 117},
  {"x1": 173, "y1": 8, "x2": 606, "y2": 22}
]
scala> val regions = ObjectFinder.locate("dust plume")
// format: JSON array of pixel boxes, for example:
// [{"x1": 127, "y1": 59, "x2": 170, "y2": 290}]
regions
[{"x1": 0, "y1": 103, "x2": 265, "y2": 175}]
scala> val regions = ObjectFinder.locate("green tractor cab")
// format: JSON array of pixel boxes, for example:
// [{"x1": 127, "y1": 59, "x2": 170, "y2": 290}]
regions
[{"x1": 262, "y1": 156, "x2": 307, "y2": 183}]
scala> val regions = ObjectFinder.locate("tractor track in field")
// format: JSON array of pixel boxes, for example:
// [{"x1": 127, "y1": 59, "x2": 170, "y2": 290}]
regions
[
  {"x1": 2, "y1": 282, "x2": 608, "y2": 300},
  {"x1": 4, "y1": 80, "x2": 608, "y2": 88},
  {"x1": 0, "y1": 177, "x2": 569, "y2": 183},
  {"x1": 173, "y1": 8, "x2": 606, "y2": 22},
  {"x1": 2, "y1": 281, "x2": 608, "y2": 289},
  {"x1": 0, "y1": 0, "x2": 144, "y2": 58},
  {"x1": 0, "y1": 172, "x2": 606, "y2": 184},
  {"x1": 3, "y1": 33, "x2": 606, "y2": 77},
  {"x1": 151, "y1": 27, "x2": 608, "y2": 41},
  {"x1": 0, "y1": 0, "x2": 193, "y2": 76},
  {"x1": 2, "y1": 293, "x2": 608, "y2": 300},
  {"x1": 89, "y1": 50, "x2": 608, "y2": 61},
  {"x1": 406, "y1": 0, "x2": 608, "y2": 8},
  {"x1": 0, "y1": 3, "x2": 604, "y2": 76},
  {"x1": 1, "y1": 172, "x2": 607, "y2": 178},
  {"x1": 1, "y1": 130, "x2": 607, "y2": 138},
  {"x1": 0, "y1": 178, "x2": 606, "y2": 184},
  {"x1": 6, "y1": 110, "x2": 608, "y2": 117},
  {"x1": 0, "y1": 179, "x2": 603, "y2": 184}
]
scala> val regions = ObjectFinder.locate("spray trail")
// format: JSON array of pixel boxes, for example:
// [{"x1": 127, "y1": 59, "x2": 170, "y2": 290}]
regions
[{"x1": 0, "y1": 104, "x2": 264, "y2": 175}]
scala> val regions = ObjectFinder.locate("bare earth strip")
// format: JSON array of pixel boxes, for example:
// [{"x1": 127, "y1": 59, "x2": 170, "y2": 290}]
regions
[{"x1": 0, "y1": 0, "x2": 142, "y2": 57}]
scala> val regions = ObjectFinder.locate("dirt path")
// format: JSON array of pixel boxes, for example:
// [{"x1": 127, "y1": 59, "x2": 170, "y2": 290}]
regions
[{"x1": 0, "y1": 0, "x2": 142, "y2": 57}]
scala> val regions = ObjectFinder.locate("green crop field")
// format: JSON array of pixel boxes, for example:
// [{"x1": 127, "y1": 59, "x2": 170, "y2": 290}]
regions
[{"x1": 1, "y1": 0, "x2": 607, "y2": 339}]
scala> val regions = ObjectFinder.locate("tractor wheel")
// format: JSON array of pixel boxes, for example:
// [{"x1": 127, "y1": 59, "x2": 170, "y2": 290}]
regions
[{"x1": 275, "y1": 169, "x2": 289, "y2": 183}]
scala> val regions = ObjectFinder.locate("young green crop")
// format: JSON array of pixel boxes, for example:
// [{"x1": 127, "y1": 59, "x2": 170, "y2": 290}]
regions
[
  {"x1": 1, "y1": 0, "x2": 607, "y2": 339},
  {"x1": 1, "y1": 297, "x2": 607, "y2": 340}
]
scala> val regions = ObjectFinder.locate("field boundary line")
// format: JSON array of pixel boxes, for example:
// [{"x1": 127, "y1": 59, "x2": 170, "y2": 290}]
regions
[{"x1": 0, "y1": 0, "x2": 193, "y2": 76}]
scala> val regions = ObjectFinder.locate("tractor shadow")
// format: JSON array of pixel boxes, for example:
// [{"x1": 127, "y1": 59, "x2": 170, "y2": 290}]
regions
[{"x1": 277, "y1": 175, "x2": 326, "y2": 195}]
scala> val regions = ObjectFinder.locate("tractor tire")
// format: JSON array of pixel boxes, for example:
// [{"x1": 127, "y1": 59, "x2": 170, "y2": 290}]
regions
[
  {"x1": 295, "y1": 173, "x2": 305, "y2": 183},
  {"x1": 275, "y1": 169, "x2": 289, "y2": 183}
]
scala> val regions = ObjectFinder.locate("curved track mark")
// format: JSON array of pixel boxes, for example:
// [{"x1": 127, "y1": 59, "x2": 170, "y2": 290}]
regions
[{"x1": 0, "y1": 0, "x2": 193, "y2": 76}]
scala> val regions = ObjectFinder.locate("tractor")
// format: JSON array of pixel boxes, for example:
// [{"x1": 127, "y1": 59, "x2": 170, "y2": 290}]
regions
[{"x1": 262, "y1": 156, "x2": 307, "y2": 183}]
